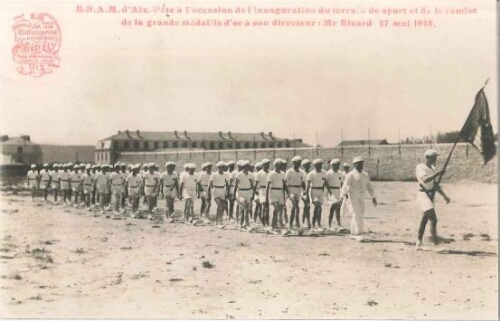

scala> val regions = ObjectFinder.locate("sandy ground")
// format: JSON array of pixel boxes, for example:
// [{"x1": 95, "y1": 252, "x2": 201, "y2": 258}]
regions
[{"x1": 0, "y1": 181, "x2": 497, "y2": 319}]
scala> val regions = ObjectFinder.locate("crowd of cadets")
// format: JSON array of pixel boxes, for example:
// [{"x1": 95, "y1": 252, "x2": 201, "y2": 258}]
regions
[{"x1": 26, "y1": 156, "x2": 378, "y2": 238}]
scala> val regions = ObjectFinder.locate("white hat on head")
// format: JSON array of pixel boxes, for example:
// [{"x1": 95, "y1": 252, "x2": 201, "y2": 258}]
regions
[
  {"x1": 189, "y1": 163, "x2": 197, "y2": 169},
  {"x1": 227, "y1": 160, "x2": 236, "y2": 166},
  {"x1": 302, "y1": 159, "x2": 311, "y2": 165},
  {"x1": 425, "y1": 149, "x2": 439, "y2": 157},
  {"x1": 291, "y1": 155, "x2": 302, "y2": 163},
  {"x1": 216, "y1": 161, "x2": 226, "y2": 168},
  {"x1": 255, "y1": 161, "x2": 262, "y2": 168},
  {"x1": 352, "y1": 156, "x2": 364, "y2": 164},
  {"x1": 201, "y1": 162, "x2": 212, "y2": 170},
  {"x1": 85, "y1": 164, "x2": 91, "y2": 169},
  {"x1": 261, "y1": 158, "x2": 270, "y2": 164},
  {"x1": 43, "y1": 163, "x2": 48, "y2": 167},
  {"x1": 274, "y1": 158, "x2": 284, "y2": 165},
  {"x1": 237, "y1": 160, "x2": 245, "y2": 166},
  {"x1": 330, "y1": 158, "x2": 340, "y2": 165},
  {"x1": 183, "y1": 163, "x2": 190, "y2": 169},
  {"x1": 312, "y1": 158, "x2": 323, "y2": 165},
  {"x1": 31, "y1": 164, "x2": 36, "y2": 168},
  {"x1": 343, "y1": 162, "x2": 349, "y2": 167}
]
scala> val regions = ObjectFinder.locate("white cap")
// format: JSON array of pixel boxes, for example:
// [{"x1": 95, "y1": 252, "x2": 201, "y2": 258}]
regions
[
  {"x1": 68, "y1": 162, "x2": 74, "y2": 167},
  {"x1": 302, "y1": 159, "x2": 311, "y2": 165},
  {"x1": 216, "y1": 161, "x2": 226, "y2": 168},
  {"x1": 85, "y1": 164, "x2": 91, "y2": 169},
  {"x1": 312, "y1": 158, "x2": 323, "y2": 165},
  {"x1": 227, "y1": 160, "x2": 236, "y2": 166},
  {"x1": 31, "y1": 164, "x2": 36, "y2": 168},
  {"x1": 188, "y1": 163, "x2": 197, "y2": 169},
  {"x1": 165, "y1": 161, "x2": 176, "y2": 167},
  {"x1": 353, "y1": 156, "x2": 364, "y2": 164},
  {"x1": 237, "y1": 160, "x2": 245, "y2": 167},
  {"x1": 425, "y1": 149, "x2": 439, "y2": 157},
  {"x1": 43, "y1": 163, "x2": 49, "y2": 167},
  {"x1": 330, "y1": 158, "x2": 340, "y2": 165},
  {"x1": 183, "y1": 163, "x2": 190, "y2": 169},
  {"x1": 261, "y1": 158, "x2": 271, "y2": 164},
  {"x1": 255, "y1": 161, "x2": 262, "y2": 168},
  {"x1": 274, "y1": 158, "x2": 284, "y2": 165},
  {"x1": 343, "y1": 162, "x2": 349, "y2": 167},
  {"x1": 291, "y1": 155, "x2": 302, "y2": 163},
  {"x1": 201, "y1": 162, "x2": 212, "y2": 170}
]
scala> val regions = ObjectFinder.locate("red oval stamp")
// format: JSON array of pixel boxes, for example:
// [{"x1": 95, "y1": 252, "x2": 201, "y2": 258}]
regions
[{"x1": 12, "y1": 13, "x2": 62, "y2": 77}]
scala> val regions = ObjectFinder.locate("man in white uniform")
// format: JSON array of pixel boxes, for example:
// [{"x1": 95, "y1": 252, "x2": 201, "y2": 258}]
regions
[
  {"x1": 81, "y1": 164, "x2": 95, "y2": 210},
  {"x1": 301, "y1": 159, "x2": 312, "y2": 227},
  {"x1": 142, "y1": 163, "x2": 160, "y2": 219},
  {"x1": 233, "y1": 160, "x2": 255, "y2": 228},
  {"x1": 340, "y1": 162, "x2": 352, "y2": 217},
  {"x1": 126, "y1": 165, "x2": 143, "y2": 217},
  {"x1": 415, "y1": 149, "x2": 450, "y2": 248},
  {"x1": 93, "y1": 165, "x2": 110, "y2": 214},
  {"x1": 254, "y1": 158, "x2": 271, "y2": 226},
  {"x1": 252, "y1": 161, "x2": 263, "y2": 223},
  {"x1": 110, "y1": 163, "x2": 126, "y2": 214},
  {"x1": 179, "y1": 163, "x2": 198, "y2": 223},
  {"x1": 50, "y1": 164, "x2": 60, "y2": 204},
  {"x1": 198, "y1": 162, "x2": 213, "y2": 218},
  {"x1": 285, "y1": 156, "x2": 306, "y2": 229},
  {"x1": 266, "y1": 159, "x2": 286, "y2": 230},
  {"x1": 326, "y1": 159, "x2": 343, "y2": 228},
  {"x1": 341, "y1": 156, "x2": 377, "y2": 240},
  {"x1": 160, "y1": 161, "x2": 179, "y2": 222},
  {"x1": 39, "y1": 163, "x2": 51, "y2": 202},
  {"x1": 27, "y1": 164, "x2": 39, "y2": 201},
  {"x1": 226, "y1": 160, "x2": 237, "y2": 221},
  {"x1": 59, "y1": 164, "x2": 71, "y2": 205},
  {"x1": 306, "y1": 159, "x2": 331, "y2": 230},
  {"x1": 209, "y1": 161, "x2": 230, "y2": 226}
]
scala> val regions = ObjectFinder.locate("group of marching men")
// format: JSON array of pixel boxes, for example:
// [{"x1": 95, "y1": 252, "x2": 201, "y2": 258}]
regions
[{"x1": 26, "y1": 155, "x2": 378, "y2": 238}]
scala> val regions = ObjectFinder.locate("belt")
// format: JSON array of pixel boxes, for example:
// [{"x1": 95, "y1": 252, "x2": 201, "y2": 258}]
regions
[
  {"x1": 238, "y1": 188, "x2": 251, "y2": 191},
  {"x1": 312, "y1": 187, "x2": 323, "y2": 189},
  {"x1": 419, "y1": 188, "x2": 434, "y2": 192},
  {"x1": 41, "y1": 180, "x2": 49, "y2": 182},
  {"x1": 271, "y1": 187, "x2": 283, "y2": 190},
  {"x1": 287, "y1": 184, "x2": 302, "y2": 188},
  {"x1": 145, "y1": 185, "x2": 157, "y2": 187},
  {"x1": 259, "y1": 186, "x2": 266, "y2": 188},
  {"x1": 112, "y1": 183, "x2": 123, "y2": 186},
  {"x1": 60, "y1": 179, "x2": 69, "y2": 182},
  {"x1": 201, "y1": 184, "x2": 209, "y2": 187},
  {"x1": 214, "y1": 186, "x2": 226, "y2": 188},
  {"x1": 330, "y1": 187, "x2": 340, "y2": 189},
  {"x1": 164, "y1": 185, "x2": 173, "y2": 187},
  {"x1": 129, "y1": 185, "x2": 140, "y2": 188}
]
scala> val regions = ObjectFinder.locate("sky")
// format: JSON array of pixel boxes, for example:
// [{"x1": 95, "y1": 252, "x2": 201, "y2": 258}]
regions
[{"x1": 0, "y1": 0, "x2": 497, "y2": 147}]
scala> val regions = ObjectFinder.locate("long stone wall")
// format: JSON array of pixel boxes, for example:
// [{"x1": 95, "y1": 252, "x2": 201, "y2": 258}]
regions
[{"x1": 119, "y1": 143, "x2": 497, "y2": 184}]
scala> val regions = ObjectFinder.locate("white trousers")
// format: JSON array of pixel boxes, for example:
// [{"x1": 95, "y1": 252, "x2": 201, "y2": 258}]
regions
[
  {"x1": 349, "y1": 194, "x2": 365, "y2": 235},
  {"x1": 341, "y1": 197, "x2": 353, "y2": 217}
]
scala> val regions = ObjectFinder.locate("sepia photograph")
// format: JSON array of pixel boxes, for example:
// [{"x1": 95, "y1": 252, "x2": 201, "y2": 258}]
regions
[{"x1": 0, "y1": 0, "x2": 498, "y2": 319}]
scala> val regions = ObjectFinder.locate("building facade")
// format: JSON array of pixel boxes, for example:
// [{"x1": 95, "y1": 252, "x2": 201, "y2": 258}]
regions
[
  {"x1": 0, "y1": 135, "x2": 43, "y2": 165},
  {"x1": 95, "y1": 130, "x2": 309, "y2": 164}
]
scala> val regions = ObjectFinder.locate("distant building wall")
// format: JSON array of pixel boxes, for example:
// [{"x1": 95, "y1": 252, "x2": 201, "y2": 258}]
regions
[
  {"x1": 119, "y1": 143, "x2": 497, "y2": 184},
  {"x1": 40, "y1": 145, "x2": 95, "y2": 163}
]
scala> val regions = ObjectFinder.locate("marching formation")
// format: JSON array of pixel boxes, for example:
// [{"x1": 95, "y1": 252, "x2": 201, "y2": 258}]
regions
[{"x1": 26, "y1": 155, "x2": 379, "y2": 239}]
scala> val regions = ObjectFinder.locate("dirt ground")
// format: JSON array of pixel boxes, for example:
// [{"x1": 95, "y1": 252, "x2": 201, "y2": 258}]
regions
[{"x1": 0, "y1": 181, "x2": 497, "y2": 319}]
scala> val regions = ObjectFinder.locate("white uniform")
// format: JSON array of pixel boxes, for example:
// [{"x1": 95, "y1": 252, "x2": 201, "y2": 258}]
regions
[
  {"x1": 160, "y1": 171, "x2": 178, "y2": 198},
  {"x1": 81, "y1": 172, "x2": 95, "y2": 194},
  {"x1": 255, "y1": 170, "x2": 270, "y2": 203},
  {"x1": 210, "y1": 172, "x2": 229, "y2": 200},
  {"x1": 59, "y1": 171, "x2": 70, "y2": 191},
  {"x1": 340, "y1": 171, "x2": 353, "y2": 216},
  {"x1": 307, "y1": 170, "x2": 326, "y2": 204},
  {"x1": 70, "y1": 171, "x2": 82, "y2": 192},
  {"x1": 27, "y1": 170, "x2": 39, "y2": 189},
  {"x1": 284, "y1": 168, "x2": 305, "y2": 202},
  {"x1": 110, "y1": 172, "x2": 125, "y2": 194},
  {"x1": 198, "y1": 171, "x2": 211, "y2": 198},
  {"x1": 415, "y1": 163, "x2": 436, "y2": 212},
  {"x1": 94, "y1": 172, "x2": 109, "y2": 194},
  {"x1": 235, "y1": 171, "x2": 253, "y2": 204},
  {"x1": 143, "y1": 172, "x2": 160, "y2": 196},
  {"x1": 39, "y1": 169, "x2": 51, "y2": 189},
  {"x1": 50, "y1": 170, "x2": 60, "y2": 190},
  {"x1": 228, "y1": 170, "x2": 239, "y2": 197},
  {"x1": 341, "y1": 169, "x2": 375, "y2": 235},
  {"x1": 325, "y1": 169, "x2": 343, "y2": 203},
  {"x1": 127, "y1": 173, "x2": 143, "y2": 197},
  {"x1": 267, "y1": 171, "x2": 285, "y2": 205},
  {"x1": 181, "y1": 173, "x2": 197, "y2": 199}
]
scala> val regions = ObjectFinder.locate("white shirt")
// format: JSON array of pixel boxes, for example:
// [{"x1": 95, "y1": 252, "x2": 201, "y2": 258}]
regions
[
  {"x1": 160, "y1": 171, "x2": 178, "y2": 187},
  {"x1": 342, "y1": 169, "x2": 375, "y2": 197},
  {"x1": 143, "y1": 171, "x2": 160, "y2": 188},
  {"x1": 198, "y1": 171, "x2": 212, "y2": 187},
  {"x1": 81, "y1": 172, "x2": 94, "y2": 186},
  {"x1": 27, "y1": 170, "x2": 39, "y2": 182},
  {"x1": 325, "y1": 169, "x2": 343, "y2": 189},
  {"x1": 127, "y1": 173, "x2": 143, "y2": 191},
  {"x1": 210, "y1": 172, "x2": 229, "y2": 188},
  {"x1": 58, "y1": 171, "x2": 70, "y2": 182},
  {"x1": 181, "y1": 173, "x2": 198, "y2": 191},
  {"x1": 50, "y1": 170, "x2": 59, "y2": 182},
  {"x1": 254, "y1": 170, "x2": 270, "y2": 188},
  {"x1": 284, "y1": 168, "x2": 305, "y2": 187},
  {"x1": 94, "y1": 172, "x2": 109, "y2": 189},
  {"x1": 70, "y1": 171, "x2": 82, "y2": 184},
  {"x1": 110, "y1": 171, "x2": 125, "y2": 186},
  {"x1": 416, "y1": 163, "x2": 436, "y2": 191},
  {"x1": 39, "y1": 169, "x2": 51, "y2": 182},
  {"x1": 307, "y1": 170, "x2": 326, "y2": 188},
  {"x1": 267, "y1": 171, "x2": 284, "y2": 189},
  {"x1": 235, "y1": 171, "x2": 253, "y2": 190}
]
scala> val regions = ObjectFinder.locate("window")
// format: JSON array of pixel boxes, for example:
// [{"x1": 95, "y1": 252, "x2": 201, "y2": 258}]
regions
[
  {"x1": 218, "y1": 142, "x2": 224, "y2": 149},
  {"x1": 277, "y1": 142, "x2": 282, "y2": 148},
  {"x1": 182, "y1": 142, "x2": 188, "y2": 148},
  {"x1": 154, "y1": 141, "x2": 159, "y2": 149},
  {"x1": 244, "y1": 142, "x2": 250, "y2": 149},
  {"x1": 173, "y1": 141, "x2": 178, "y2": 148},
  {"x1": 163, "y1": 141, "x2": 169, "y2": 148},
  {"x1": 113, "y1": 141, "x2": 119, "y2": 149},
  {"x1": 235, "y1": 142, "x2": 241, "y2": 149},
  {"x1": 269, "y1": 142, "x2": 275, "y2": 148},
  {"x1": 227, "y1": 143, "x2": 233, "y2": 149},
  {"x1": 144, "y1": 141, "x2": 150, "y2": 149},
  {"x1": 104, "y1": 153, "x2": 107, "y2": 162},
  {"x1": 123, "y1": 141, "x2": 130, "y2": 149},
  {"x1": 192, "y1": 142, "x2": 197, "y2": 148},
  {"x1": 286, "y1": 142, "x2": 291, "y2": 148},
  {"x1": 210, "y1": 142, "x2": 215, "y2": 149},
  {"x1": 200, "y1": 142, "x2": 206, "y2": 148},
  {"x1": 17, "y1": 147, "x2": 23, "y2": 153},
  {"x1": 261, "y1": 142, "x2": 266, "y2": 148},
  {"x1": 133, "y1": 141, "x2": 139, "y2": 149}
]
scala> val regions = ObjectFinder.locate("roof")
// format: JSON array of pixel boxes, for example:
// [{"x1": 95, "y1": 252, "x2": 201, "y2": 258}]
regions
[
  {"x1": 337, "y1": 139, "x2": 389, "y2": 147},
  {"x1": 0, "y1": 136, "x2": 38, "y2": 146},
  {"x1": 101, "y1": 131, "x2": 296, "y2": 143}
]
